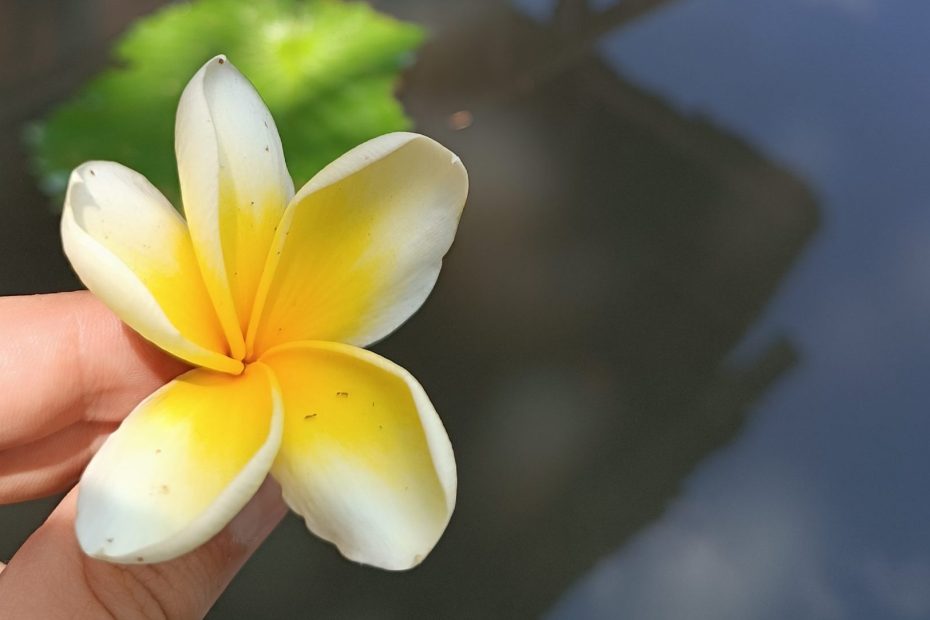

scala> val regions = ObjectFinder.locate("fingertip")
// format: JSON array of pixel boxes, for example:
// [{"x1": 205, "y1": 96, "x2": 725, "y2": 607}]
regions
[
  {"x1": 0, "y1": 291, "x2": 187, "y2": 448},
  {"x1": 225, "y1": 476, "x2": 288, "y2": 549},
  {"x1": 1, "y1": 478, "x2": 286, "y2": 618}
]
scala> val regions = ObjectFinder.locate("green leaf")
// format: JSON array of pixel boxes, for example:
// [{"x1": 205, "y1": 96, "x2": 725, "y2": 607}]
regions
[{"x1": 28, "y1": 0, "x2": 424, "y2": 207}]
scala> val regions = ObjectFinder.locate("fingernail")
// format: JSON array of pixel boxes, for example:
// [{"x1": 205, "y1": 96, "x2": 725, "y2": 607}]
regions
[{"x1": 227, "y1": 476, "x2": 287, "y2": 547}]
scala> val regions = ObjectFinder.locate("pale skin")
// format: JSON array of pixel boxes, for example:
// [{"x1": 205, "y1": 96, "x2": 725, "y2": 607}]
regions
[{"x1": 0, "y1": 291, "x2": 287, "y2": 618}]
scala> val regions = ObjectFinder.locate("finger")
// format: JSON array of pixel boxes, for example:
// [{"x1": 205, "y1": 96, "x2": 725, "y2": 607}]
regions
[
  {"x1": 0, "y1": 477, "x2": 287, "y2": 618},
  {"x1": 0, "y1": 422, "x2": 116, "y2": 504},
  {"x1": 0, "y1": 292, "x2": 188, "y2": 450}
]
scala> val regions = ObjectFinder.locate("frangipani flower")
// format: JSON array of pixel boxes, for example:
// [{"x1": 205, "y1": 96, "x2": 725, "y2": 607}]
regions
[{"x1": 60, "y1": 55, "x2": 466, "y2": 570}]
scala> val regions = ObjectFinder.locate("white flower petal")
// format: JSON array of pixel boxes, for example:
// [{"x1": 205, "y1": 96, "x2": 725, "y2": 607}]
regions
[
  {"x1": 263, "y1": 341, "x2": 456, "y2": 570},
  {"x1": 247, "y1": 132, "x2": 468, "y2": 357},
  {"x1": 76, "y1": 363, "x2": 282, "y2": 563},
  {"x1": 176, "y1": 55, "x2": 294, "y2": 357},
  {"x1": 61, "y1": 161, "x2": 240, "y2": 373}
]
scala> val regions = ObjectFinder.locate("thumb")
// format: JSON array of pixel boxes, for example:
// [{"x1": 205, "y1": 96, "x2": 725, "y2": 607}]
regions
[{"x1": 0, "y1": 476, "x2": 286, "y2": 619}]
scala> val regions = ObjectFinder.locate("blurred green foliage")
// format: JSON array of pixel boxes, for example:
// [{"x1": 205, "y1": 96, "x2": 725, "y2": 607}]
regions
[{"x1": 28, "y1": 0, "x2": 424, "y2": 207}]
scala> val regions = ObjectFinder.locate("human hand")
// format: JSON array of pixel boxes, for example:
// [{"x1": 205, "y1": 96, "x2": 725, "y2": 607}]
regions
[{"x1": 0, "y1": 291, "x2": 287, "y2": 619}]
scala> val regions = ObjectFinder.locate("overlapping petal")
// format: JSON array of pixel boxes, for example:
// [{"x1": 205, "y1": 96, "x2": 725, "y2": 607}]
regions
[
  {"x1": 262, "y1": 341, "x2": 456, "y2": 570},
  {"x1": 246, "y1": 132, "x2": 468, "y2": 357},
  {"x1": 76, "y1": 363, "x2": 282, "y2": 563},
  {"x1": 61, "y1": 161, "x2": 241, "y2": 374},
  {"x1": 176, "y1": 55, "x2": 294, "y2": 358}
]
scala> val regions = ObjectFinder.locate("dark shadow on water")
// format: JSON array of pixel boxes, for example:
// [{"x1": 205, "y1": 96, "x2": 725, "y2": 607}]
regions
[{"x1": 0, "y1": 1, "x2": 817, "y2": 617}]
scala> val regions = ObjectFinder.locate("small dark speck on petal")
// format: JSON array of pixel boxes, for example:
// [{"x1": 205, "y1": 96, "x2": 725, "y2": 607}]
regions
[
  {"x1": 265, "y1": 146, "x2": 270, "y2": 152},
  {"x1": 218, "y1": 58, "x2": 225, "y2": 64},
  {"x1": 336, "y1": 391, "x2": 349, "y2": 398},
  {"x1": 304, "y1": 413, "x2": 317, "y2": 420},
  {"x1": 264, "y1": 121, "x2": 268, "y2": 128},
  {"x1": 155, "y1": 448, "x2": 162, "y2": 454},
  {"x1": 378, "y1": 424, "x2": 383, "y2": 430},
  {"x1": 106, "y1": 537, "x2": 114, "y2": 543},
  {"x1": 136, "y1": 556, "x2": 145, "y2": 562},
  {"x1": 89, "y1": 169, "x2": 96, "y2": 176}
]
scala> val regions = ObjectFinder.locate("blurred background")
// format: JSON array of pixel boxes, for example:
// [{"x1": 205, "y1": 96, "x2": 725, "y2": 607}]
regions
[{"x1": 2, "y1": 0, "x2": 929, "y2": 618}]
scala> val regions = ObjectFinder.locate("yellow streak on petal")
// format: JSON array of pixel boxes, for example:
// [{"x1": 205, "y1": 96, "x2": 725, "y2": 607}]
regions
[
  {"x1": 76, "y1": 363, "x2": 281, "y2": 563},
  {"x1": 274, "y1": 348, "x2": 438, "y2": 490},
  {"x1": 263, "y1": 341, "x2": 455, "y2": 570},
  {"x1": 96, "y1": 214, "x2": 224, "y2": 351},
  {"x1": 217, "y1": 175, "x2": 288, "y2": 335},
  {"x1": 62, "y1": 162, "x2": 238, "y2": 372},
  {"x1": 176, "y1": 56, "x2": 293, "y2": 359},
  {"x1": 247, "y1": 189, "x2": 380, "y2": 357},
  {"x1": 247, "y1": 133, "x2": 467, "y2": 358}
]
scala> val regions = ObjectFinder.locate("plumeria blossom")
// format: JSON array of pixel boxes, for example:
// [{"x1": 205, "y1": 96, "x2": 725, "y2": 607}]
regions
[{"x1": 60, "y1": 55, "x2": 466, "y2": 570}]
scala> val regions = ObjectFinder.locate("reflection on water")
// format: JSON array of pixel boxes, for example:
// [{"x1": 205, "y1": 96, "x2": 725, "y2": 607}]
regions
[
  {"x1": 545, "y1": 0, "x2": 930, "y2": 618},
  {"x1": 548, "y1": 474, "x2": 845, "y2": 620},
  {"x1": 3, "y1": 0, "x2": 927, "y2": 618}
]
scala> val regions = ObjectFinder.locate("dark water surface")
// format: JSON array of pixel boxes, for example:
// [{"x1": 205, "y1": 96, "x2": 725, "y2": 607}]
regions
[{"x1": 2, "y1": 1, "x2": 928, "y2": 618}]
